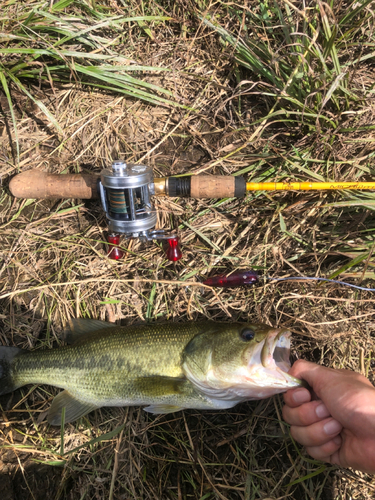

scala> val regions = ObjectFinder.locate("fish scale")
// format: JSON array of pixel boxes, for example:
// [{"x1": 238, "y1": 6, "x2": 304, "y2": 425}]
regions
[
  {"x1": 13, "y1": 324, "x2": 203, "y2": 400},
  {"x1": 0, "y1": 319, "x2": 303, "y2": 425}
]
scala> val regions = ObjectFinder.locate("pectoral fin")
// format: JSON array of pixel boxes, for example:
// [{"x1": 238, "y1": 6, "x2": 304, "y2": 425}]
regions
[
  {"x1": 136, "y1": 377, "x2": 193, "y2": 414},
  {"x1": 144, "y1": 404, "x2": 185, "y2": 414},
  {"x1": 134, "y1": 376, "x2": 187, "y2": 397},
  {"x1": 47, "y1": 390, "x2": 98, "y2": 426}
]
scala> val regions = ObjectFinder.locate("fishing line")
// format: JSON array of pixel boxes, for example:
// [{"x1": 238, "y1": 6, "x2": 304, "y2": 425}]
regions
[{"x1": 266, "y1": 276, "x2": 375, "y2": 291}]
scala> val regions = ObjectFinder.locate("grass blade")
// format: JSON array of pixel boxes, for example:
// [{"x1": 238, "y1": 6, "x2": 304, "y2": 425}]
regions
[
  {"x1": 5, "y1": 71, "x2": 63, "y2": 135},
  {"x1": 339, "y1": 0, "x2": 374, "y2": 25},
  {"x1": 328, "y1": 253, "x2": 370, "y2": 279},
  {"x1": 59, "y1": 407, "x2": 66, "y2": 455},
  {"x1": 0, "y1": 67, "x2": 19, "y2": 165},
  {"x1": 63, "y1": 422, "x2": 127, "y2": 455},
  {"x1": 286, "y1": 466, "x2": 328, "y2": 487},
  {"x1": 51, "y1": 0, "x2": 76, "y2": 11}
]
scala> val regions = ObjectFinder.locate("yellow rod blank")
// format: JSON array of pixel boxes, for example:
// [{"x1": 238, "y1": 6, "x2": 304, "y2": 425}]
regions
[{"x1": 246, "y1": 182, "x2": 375, "y2": 191}]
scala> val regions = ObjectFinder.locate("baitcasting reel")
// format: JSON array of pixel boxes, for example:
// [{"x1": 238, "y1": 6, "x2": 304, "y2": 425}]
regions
[{"x1": 99, "y1": 161, "x2": 181, "y2": 261}]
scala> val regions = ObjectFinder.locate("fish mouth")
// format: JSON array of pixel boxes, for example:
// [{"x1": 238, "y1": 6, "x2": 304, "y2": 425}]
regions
[{"x1": 258, "y1": 329, "x2": 303, "y2": 385}]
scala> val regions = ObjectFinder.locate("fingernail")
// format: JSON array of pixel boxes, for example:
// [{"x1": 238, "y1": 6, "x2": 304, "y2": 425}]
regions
[
  {"x1": 315, "y1": 404, "x2": 330, "y2": 419},
  {"x1": 324, "y1": 419, "x2": 342, "y2": 436},
  {"x1": 292, "y1": 389, "x2": 310, "y2": 404}
]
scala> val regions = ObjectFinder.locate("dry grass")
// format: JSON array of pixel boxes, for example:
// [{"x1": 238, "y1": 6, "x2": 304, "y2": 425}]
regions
[{"x1": 1, "y1": 0, "x2": 375, "y2": 499}]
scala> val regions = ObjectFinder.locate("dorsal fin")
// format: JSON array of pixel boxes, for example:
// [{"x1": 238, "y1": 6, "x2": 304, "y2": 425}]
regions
[{"x1": 64, "y1": 318, "x2": 117, "y2": 344}]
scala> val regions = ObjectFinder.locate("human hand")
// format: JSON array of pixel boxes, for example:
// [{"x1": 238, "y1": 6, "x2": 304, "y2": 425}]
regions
[{"x1": 283, "y1": 359, "x2": 375, "y2": 473}]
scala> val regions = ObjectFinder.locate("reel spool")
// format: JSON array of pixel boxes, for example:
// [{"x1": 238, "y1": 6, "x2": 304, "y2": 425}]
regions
[{"x1": 99, "y1": 161, "x2": 182, "y2": 261}]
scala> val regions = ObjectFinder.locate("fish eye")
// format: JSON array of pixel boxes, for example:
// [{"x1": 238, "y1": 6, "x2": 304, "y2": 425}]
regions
[{"x1": 240, "y1": 328, "x2": 255, "y2": 341}]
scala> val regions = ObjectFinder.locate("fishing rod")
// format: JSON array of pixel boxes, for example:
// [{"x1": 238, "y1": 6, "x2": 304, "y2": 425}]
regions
[{"x1": 9, "y1": 164, "x2": 375, "y2": 261}]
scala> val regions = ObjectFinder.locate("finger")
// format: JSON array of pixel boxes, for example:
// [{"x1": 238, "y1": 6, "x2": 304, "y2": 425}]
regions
[
  {"x1": 288, "y1": 359, "x2": 319, "y2": 378},
  {"x1": 288, "y1": 359, "x2": 328, "y2": 382},
  {"x1": 288, "y1": 360, "x2": 337, "y2": 400},
  {"x1": 283, "y1": 387, "x2": 311, "y2": 407},
  {"x1": 283, "y1": 400, "x2": 331, "y2": 426},
  {"x1": 290, "y1": 418, "x2": 342, "y2": 447},
  {"x1": 305, "y1": 435, "x2": 342, "y2": 463}
]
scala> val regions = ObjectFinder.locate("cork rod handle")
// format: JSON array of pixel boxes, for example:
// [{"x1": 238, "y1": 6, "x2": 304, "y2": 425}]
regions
[
  {"x1": 9, "y1": 171, "x2": 100, "y2": 199},
  {"x1": 190, "y1": 175, "x2": 246, "y2": 198}
]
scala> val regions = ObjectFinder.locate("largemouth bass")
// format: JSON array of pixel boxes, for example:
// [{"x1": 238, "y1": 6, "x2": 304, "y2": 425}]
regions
[{"x1": 0, "y1": 319, "x2": 303, "y2": 425}]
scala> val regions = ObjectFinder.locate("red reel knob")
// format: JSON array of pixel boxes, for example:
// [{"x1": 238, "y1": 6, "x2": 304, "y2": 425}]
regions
[
  {"x1": 164, "y1": 237, "x2": 182, "y2": 261},
  {"x1": 107, "y1": 234, "x2": 124, "y2": 260}
]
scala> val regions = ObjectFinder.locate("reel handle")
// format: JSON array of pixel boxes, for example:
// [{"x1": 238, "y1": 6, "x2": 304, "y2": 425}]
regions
[{"x1": 9, "y1": 170, "x2": 246, "y2": 199}]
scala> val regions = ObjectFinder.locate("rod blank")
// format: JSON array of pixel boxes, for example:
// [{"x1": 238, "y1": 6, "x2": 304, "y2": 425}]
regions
[{"x1": 246, "y1": 182, "x2": 375, "y2": 191}]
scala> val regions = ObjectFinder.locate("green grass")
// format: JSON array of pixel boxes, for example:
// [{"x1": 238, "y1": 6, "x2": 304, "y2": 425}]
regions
[
  {"x1": 0, "y1": 0, "x2": 190, "y2": 165},
  {"x1": 201, "y1": 0, "x2": 372, "y2": 134}
]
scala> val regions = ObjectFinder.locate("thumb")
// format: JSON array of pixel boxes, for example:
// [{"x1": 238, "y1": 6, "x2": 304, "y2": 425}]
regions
[{"x1": 288, "y1": 359, "x2": 331, "y2": 398}]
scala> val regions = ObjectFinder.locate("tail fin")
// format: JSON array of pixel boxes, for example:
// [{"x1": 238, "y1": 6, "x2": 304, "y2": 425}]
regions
[{"x1": 0, "y1": 346, "x2": 23, "y2": 395}]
